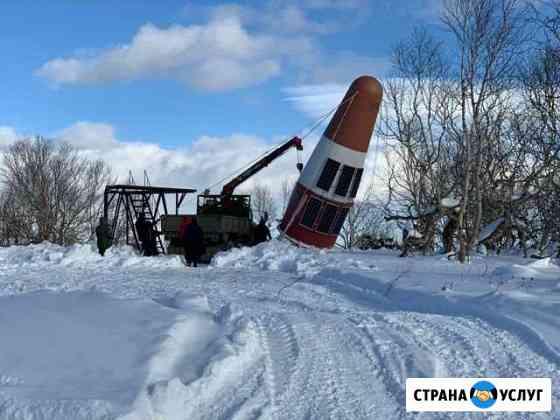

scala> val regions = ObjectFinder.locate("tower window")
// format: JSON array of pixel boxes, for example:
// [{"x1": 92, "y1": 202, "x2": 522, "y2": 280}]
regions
[
  {"x1": 316, "y1": 159, "x2": 340, "y2": 191},
  {"x1": 349, "y1": 168, "x2": 363, "y2": 198},
  {"x1": 317, "y1": 204, "x2": 338, "y2": 233},
  {"x1": 335, "y1": 165, "x2": 355, "y2": 197},
  {"x1": 300, "y1": 197, "x2": 322, "y2": 229},
  {"x1": 330, "y1": 207, "x2": 349, "y2": 234}
]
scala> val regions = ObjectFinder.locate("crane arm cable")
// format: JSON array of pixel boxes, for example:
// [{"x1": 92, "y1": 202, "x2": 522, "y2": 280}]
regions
[{"x1": 205, "y1": 91, "x2": 359, "y2": 192}]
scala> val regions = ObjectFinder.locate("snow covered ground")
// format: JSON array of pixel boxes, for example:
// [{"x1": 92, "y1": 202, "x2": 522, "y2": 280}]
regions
[{"x1": 0, "y1": 241, "x2": 559, "y2": 419}]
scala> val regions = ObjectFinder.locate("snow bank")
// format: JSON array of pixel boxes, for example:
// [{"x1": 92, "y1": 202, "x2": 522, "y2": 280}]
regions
[
  {"x1": 212, "y1": 240, "x2": 376, "y2": 277},
  {"x1": 0, "y1": 242, "x2": 559, "y2": 418},
  {"x1": 0, "y1": 241, "x2": 184, "y2": 269},
  {"x1": 0, "y1": 289, "x2": 224, "y2": 420},
  {"x1": 492, "y1": 257, "x2": 560, "y2": 281},
  {"x1": 212, "y1": 240, "x2": 331, "y2": 277}
]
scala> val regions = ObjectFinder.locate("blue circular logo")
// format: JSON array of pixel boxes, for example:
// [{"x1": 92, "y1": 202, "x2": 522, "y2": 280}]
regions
[{"x1": 470, "y1": 381, "x2": 498, "y2": 409}]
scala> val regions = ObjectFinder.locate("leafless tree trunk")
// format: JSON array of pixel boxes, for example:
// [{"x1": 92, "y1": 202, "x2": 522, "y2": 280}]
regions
[
  {"x1": 0, "y1": 137, "x2": 113, "y2": 245},
  {"x1": 380, "y1": 28, "x2": 458, "y2": 255},
  {"x1": 251, "y1": 184, "x2": 277, "y2": 223},
  {"x1": 442, "y1": 0, "x2": 531, "y2": 261},
  {"x1": 280, "y1": 179, "x2": 294, "y2": 215},
  {"x1": 338, "y1": 182, "x2": 393, "y2": 249}
]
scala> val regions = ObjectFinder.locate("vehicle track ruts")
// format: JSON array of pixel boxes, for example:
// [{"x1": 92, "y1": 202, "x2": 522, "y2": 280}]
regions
[
  {"x1": 252, "y1": 306, "x2": 403, "y2": 420},
  {"x1": 254, "y1": 312, "x2": 299, "y2": 417}
]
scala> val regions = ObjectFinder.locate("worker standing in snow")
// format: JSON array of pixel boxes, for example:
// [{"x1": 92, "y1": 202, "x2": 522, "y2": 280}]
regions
[
  {"x1": 400, "y1": 223, "x2": 412, "y2": 257},
  {"x1": 178, "y1": 216, "x2": 190, "y2": 244},
  {"x1": 178, "y1": 216, "x2": 191, "y2": 262},
  {"x1": 143, "y1": 220, "x2": 159, "y2": 256},
  {"x1": 182, "y1": 216, "x2": 204, "y2": 267},
  {"x1": 253, "y1": 212, "x2": 272, "y2": 245},
  {"x1": 135, "y1": 214, "x2": 150, "y2": 256},
  {"x1": 95, "y1": 217, "x2": 112, "y2": 256}
]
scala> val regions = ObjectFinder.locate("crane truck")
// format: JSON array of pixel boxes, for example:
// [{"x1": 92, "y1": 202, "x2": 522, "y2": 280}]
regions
[{"x1": 161, "y1": 136, "x2": 303, "y2": 261}]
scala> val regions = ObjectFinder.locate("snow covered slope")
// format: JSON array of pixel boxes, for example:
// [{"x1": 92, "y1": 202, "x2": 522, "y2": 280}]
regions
[
  {"x1": 0, "y1": 290, "x2": 221, "y2": 419},
  {"x1": 0, "y1": 241, "x2": 559, "y2": 419}
]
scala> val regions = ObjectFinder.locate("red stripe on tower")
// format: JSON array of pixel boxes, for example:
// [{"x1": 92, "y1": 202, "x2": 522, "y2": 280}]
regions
[{"x1": 279, "y1": 75, "x2": 383, "y2": 248}]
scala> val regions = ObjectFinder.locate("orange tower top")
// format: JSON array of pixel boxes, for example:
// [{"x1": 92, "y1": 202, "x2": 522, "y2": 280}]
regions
[{"x1": 323, "y1": 75, "x2": 383, "y2": 153}]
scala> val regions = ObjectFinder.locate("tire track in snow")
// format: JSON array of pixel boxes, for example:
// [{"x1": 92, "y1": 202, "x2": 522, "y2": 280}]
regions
[
  {"x1": 345, "y1": 314, "x2": 415, "y2": 418},
  {"x1": 383, "y1": 311, "x2": 558, "y2": 379},
  {"x1": 188, "y1": 292, "x2": 560, "y2": 419},
  {"x1": 364, "y1": 312, "x2": 560, "y2": 420},
  {"x1": 255, "y1": 313, "x2": 299, "y2": 417},
  {"x1": 251, "y1": 307, "x2": 402, "y2": 420},
  {"x1": 135, "y1": 270, "x2": 560, "y2": 420},
  {"x1": 253, "y1": 273, "x2": 560, "y2": 420},
  {"x1": 380, "y1": 313, "x2": 490, "y2": 377},
  {"x1": 282, "y1": 319, "x2": 361, "y2": 420}
]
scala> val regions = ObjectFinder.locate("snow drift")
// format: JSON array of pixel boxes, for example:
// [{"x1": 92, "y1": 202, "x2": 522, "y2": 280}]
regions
[
  {"x1": 212, "y1": 239, "x2": 377, "y2": 277},
  {"x1": 0, "y1": 241, "x2": 184, "y2": 269},
  {"x1": 0, "y1": 241, "x2": 558, "y2": 419},
  {"x1": 0, "y1": 290, "x2": 224, "y2": 420}
]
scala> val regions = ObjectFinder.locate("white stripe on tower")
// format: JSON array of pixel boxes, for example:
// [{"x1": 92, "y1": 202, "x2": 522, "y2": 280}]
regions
[{"x1": 298, "y1": 135, "x2": 367, "y2": 204}]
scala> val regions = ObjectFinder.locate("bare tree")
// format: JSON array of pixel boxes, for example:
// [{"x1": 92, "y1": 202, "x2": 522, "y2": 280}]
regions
[
  {"x1": 441, "y1": 0, "x2": 531, "y2": 261},
  {"x1": 0, "y1": 188, "x2": 33, "y2": 246},
  {"x1": 280, "y1": 179, "x2": 294, "y2": 215},
  {"x1": 251, "y1": 184, "x2": 277, "y2": 223},
  {"x1": 382, "y1": 1, "x2": 533, "y2": 261},
  {"x1": 338, "y1": 182, "x2": 395, "y2": 249},
  {"x1": 519, "y1": 12, "x2": 560, "y2": 256},
  {"x1": 0, "y1": 137, "x2": 112, "y2": 245},
  {"x1": 338, "y1": 201, "x2": 389, "y2": 249},
  {"x1": 380, "y1": 28, "x2": 458, "y2": 255}
]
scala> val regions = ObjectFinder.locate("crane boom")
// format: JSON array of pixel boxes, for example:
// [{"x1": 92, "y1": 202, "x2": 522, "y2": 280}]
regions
[{"x1": 221, "y1": 136, "x2": 303, "y2": 196}]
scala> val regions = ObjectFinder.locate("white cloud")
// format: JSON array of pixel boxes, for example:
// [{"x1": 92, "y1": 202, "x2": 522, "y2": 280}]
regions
[
  {"x1": 85, "y1": 125, "x2": 386, "y2": 208},
  {"x1": 188, "y1": 0, "x2": 369, "y2": 35},
  {"x1": 311, "y1": 52, "x2": 390, "y2": 85},
  {"x1": 1, "y1": 121, "x2": 388, "y2": 213},
  {"x1": 54, "y1": 122, "x2": 314, "y2": 210},
  {"x1": 57, "y1": 122, "x2": 119, "y2": 151},
  {"x1": 284, "y1": 83, "x2": 346, "y2": 119},
  {"x1": 0, "y1": 126, "x2": 19, "y2": 148},
  {"x1": 36, "y1": 16, "x2": 312, "y2": 91},
  {"x1": 260, "y1": 4, "x2": 337, "y2": 35},
  {"x1": 37, "y1": 1, "x2": 385, "y2": 91}
]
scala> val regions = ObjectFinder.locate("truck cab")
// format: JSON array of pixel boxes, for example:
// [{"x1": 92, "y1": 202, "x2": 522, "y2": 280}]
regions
[{"x1": 161, "y1": 194, "x2": 254, "y2": 262}]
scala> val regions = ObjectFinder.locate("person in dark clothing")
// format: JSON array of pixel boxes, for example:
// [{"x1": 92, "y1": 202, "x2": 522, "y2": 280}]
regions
[
  {"x1": 143, "y1": 220, "x2": 159, "y2": 256},
  {"x1": 253, "y1": 212, "x2": 272, "y2": 245},
  {"x1": 95, "y1": 217, "x2": 112, "y2": 256},
  {"x1": 400, "y1": 225, "x2": 410, "y2": 257},
  {"x1": 178, "y1": 216, "x2": 191, "y2": 245},
  {"x1": 135, "y1": 213, "x2": 158, "y2": 256},
  {"x1": 135, "y1": 213, "x2": 147, "y2": 243},
  {"x1": 135, "y1": 213, "x2": 147, "y2": 255},
  {"x1": 182, "y1": 216, "x2": 204, "y2": 267}
]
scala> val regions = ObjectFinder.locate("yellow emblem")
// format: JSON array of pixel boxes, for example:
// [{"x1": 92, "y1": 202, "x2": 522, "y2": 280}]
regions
[{"x1": 475, "y1": 390, "x2": 492, "y2": 402}]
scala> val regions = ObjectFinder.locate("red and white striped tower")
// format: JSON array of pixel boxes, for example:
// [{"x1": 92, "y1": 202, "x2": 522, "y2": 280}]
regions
[{"x1": 279, "y1": 75, "x2": 383, "y2": 248}]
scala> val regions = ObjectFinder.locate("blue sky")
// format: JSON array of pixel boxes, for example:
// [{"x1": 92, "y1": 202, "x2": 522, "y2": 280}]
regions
[{"x1": 0, "y1": 0, "x2": 443, "y2": 194}]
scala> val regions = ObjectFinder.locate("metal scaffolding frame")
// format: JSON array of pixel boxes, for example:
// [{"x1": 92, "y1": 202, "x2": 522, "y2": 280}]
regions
[{"x1": 103, "y1": 184, "x2": 196, "y2": 254}]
